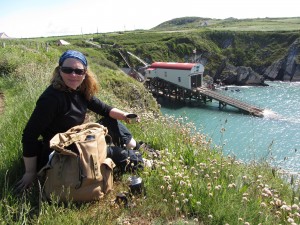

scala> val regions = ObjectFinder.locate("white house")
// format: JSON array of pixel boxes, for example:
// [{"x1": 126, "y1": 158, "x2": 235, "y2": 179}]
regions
[
  {"x1": 0, "y1": 32, "x2": 10, "y2": 39},
  {"x1": 57, "y1": 40, "x2": 70, "y2": 46},
  {"x1": 145, "y1": 62, "x2": 204, "y2": 90}
]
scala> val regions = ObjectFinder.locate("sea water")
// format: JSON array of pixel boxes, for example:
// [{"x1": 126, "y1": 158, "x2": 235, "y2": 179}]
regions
[{"x1": 159, "y1": 81, "x2": 300, "y2": 175}]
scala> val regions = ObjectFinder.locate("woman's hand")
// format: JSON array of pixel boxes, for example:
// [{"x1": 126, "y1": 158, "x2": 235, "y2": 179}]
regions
[
  {"x1": 14, "y1": 156, "x2": 38, "y2": 192},
  {"x1": 15, "y1": 172, "x2": 37, "y2": 192},
  {"x1": 109, "y1": 108, "x2": 140, "y2": 123},
  {"x1": 124, "y1": 113, "x2": 140, "y2": 124}
]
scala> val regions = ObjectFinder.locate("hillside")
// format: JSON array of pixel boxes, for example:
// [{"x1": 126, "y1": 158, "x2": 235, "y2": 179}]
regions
[
  {"x1": 153, "y1": 16, "x2": 300, "y2": 32},
  {"x1": 0, "y1": 19, "x2": 300, "y2": 224},
  {"x1": 3, "y1": 17, "x2": 298, "y2": 86},
  {"x1": 89, "y1": 28, "x2": 300, "y2": 85}
]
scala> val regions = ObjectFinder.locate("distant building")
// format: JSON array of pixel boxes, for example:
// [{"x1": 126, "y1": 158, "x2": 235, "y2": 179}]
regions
[
  {"x1": 201, "y1": 21, "x2": 209, "y2": 26},
  {"x1": 57, "y1": 40, "x2": 71, "y2": 46},
  {"x1": 0, "y1": 32, "x2": 10, "y2": 39},
  {"x1": 145, "y1": 62, "x2": 205, "y2": 89}
]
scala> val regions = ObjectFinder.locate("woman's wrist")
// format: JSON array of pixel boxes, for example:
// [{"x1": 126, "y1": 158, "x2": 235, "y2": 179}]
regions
[
  {"x1": 23, "y1": 156, "x2": 37, "y2": 173},
  {"x1": 123, "y1": 113, "x2": 129, "y2": 123}
]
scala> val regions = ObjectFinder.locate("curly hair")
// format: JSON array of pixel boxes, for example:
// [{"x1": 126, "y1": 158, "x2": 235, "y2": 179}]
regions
[{"x1": 51, "y1": 67, "x2": 99, "y2": 100}]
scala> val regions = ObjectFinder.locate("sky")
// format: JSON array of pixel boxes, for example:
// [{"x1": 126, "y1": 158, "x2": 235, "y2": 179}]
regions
[{"x1": 0, "y1": 0, "x2": 299, "y2": 38}]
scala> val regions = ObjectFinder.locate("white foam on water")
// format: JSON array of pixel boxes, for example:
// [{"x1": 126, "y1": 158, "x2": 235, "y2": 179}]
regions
[
  {"x1": 262, "y1": 109, "x2": 280, "y2": 119},
  {"x1": 263, "y1": 109, "x2": 300, "y2": 124},
  {"x1": 289, "y1": 82, "x2": 300, "y2": 86},
  {"x1": 280, "y1": 117, "x2": 300, "y2": 124}
]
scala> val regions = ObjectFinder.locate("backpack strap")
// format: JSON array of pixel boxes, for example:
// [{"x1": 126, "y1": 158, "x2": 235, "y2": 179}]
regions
[
  {"x1": 75, "y1": 155, "x2": 86, "y2": 189},
  {"x1": 90, "y1": 154, "x2": 100, "y2": 179}
]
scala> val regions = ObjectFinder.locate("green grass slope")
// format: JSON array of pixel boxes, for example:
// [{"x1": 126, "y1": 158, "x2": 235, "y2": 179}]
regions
[
  {"x1": 0, "y1": 38, "x2": 299, "y2": 225},
  {"x1": 153, "y1": 16, "x2": 300, "y2": 32}
]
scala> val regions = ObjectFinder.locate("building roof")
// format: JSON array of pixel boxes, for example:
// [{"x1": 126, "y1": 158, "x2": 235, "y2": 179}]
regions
[
  {"x1": 149, "y1": 62, "x2": 198, "y2": 70},
  {"x1": 0, "y1": 32, "x2": 10, "y2": 38},
  {"x1": 57, "y1": 39, "x2": 71, "y2": 45}
]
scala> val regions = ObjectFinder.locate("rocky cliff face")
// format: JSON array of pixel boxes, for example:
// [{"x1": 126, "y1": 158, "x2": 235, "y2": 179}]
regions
[
  {"x1": 213, "y1": 38, "x2": 300, "y2": 85},
  {"x1": 264, "y1": 38, "x2": 300, "y2": 81},
  {"x1": 214, "y1": 61, "x2": 265, "y2": 86}
]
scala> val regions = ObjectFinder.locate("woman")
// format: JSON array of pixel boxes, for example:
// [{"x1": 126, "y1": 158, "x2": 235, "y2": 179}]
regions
[{"x1": 16, "y1": 50, "x2": 142, "y2": 191}]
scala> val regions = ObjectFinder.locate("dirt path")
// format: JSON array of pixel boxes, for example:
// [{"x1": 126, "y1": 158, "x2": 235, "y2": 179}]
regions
[{"x1": 0, "y1": 92, "x2": 4, "y2": 115}]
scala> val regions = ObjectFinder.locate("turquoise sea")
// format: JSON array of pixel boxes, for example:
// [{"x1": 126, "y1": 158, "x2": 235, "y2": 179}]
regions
[{"x1": 159, "y1": 81, "x2": 300, "y2": 175}]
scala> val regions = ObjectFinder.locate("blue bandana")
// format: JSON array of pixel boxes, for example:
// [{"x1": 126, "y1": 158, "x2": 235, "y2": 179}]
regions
[{"x1": 59, "y1": 50, "x2": 88, "y2": 67}]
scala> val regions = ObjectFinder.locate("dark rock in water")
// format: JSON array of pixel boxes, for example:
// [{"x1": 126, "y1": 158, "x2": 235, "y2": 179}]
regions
[{"x1": 215, "y1": 61, "x2": 265, "y2": 86}]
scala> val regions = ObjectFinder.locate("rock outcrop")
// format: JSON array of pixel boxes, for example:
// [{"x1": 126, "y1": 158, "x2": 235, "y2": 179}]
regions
[
  {"x1": 214, "y1": 61, "x2": 265, "y2": 86},
  {"x1": 264, "y1": 38, "x2": 300, "y2": 81}
]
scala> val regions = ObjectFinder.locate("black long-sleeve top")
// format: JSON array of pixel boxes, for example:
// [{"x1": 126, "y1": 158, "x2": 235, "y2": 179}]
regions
[{"x1": 22, "y1": 85, "x2": 113, "y2": 157}]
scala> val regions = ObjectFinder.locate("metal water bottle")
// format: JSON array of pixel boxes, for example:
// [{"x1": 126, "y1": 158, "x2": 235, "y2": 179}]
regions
[{"x1": 128, "y1": 176, "x2": 144, "y2": 195}]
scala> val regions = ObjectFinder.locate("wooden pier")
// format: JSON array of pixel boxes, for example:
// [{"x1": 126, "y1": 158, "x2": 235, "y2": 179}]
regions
[
  {"x1": 196, "y1": 87, "x2": 264, "y2": 117},
  {"x1": 146, "y1": 78, "x2": 264, "y2": 117}
]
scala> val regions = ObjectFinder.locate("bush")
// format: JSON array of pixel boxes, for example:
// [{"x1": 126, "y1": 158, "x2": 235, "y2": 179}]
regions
[{"x1": 0, "y1": 58, "x2": 18, "y2": 76}]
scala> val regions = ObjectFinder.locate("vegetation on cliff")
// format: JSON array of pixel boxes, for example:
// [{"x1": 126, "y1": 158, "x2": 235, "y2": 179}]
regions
[{"x1": 87, "y1": 17, "x2": 300, "y2": 84}]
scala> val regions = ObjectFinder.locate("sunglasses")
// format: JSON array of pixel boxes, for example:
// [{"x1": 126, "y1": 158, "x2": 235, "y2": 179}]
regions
[{"x1": 60, "y1": 67, "x2": 86, "y2": 75}]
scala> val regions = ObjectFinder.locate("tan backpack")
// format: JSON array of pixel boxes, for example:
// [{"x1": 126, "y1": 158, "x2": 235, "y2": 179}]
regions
[{"x1": 38, "y1": 122, "x2": 115, "y2": 202}]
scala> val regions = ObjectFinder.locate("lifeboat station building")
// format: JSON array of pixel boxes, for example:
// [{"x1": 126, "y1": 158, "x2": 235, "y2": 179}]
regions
[{"x1": 145, "y1": 62, "x2": 204, "y2": 90}]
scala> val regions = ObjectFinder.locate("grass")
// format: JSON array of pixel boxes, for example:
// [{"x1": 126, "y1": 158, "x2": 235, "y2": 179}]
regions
[
  {"x1": 0, "y1": 40, "x2": 300, "y2": 225},
  {"x1": 153, "y1": 17, "x2": 300, "y2": 32}
]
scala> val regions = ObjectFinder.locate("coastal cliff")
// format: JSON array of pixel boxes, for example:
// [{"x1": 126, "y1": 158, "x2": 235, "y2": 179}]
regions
[
  {"x1": 264, "y1": 38, "x2": 300, "y2": 81},
  {"x1": 214, "y1": 61, "x2": 266, "y2": 86},
  {"x1": 91, "y1": 28, "x2": 300, "y2": 86}
]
